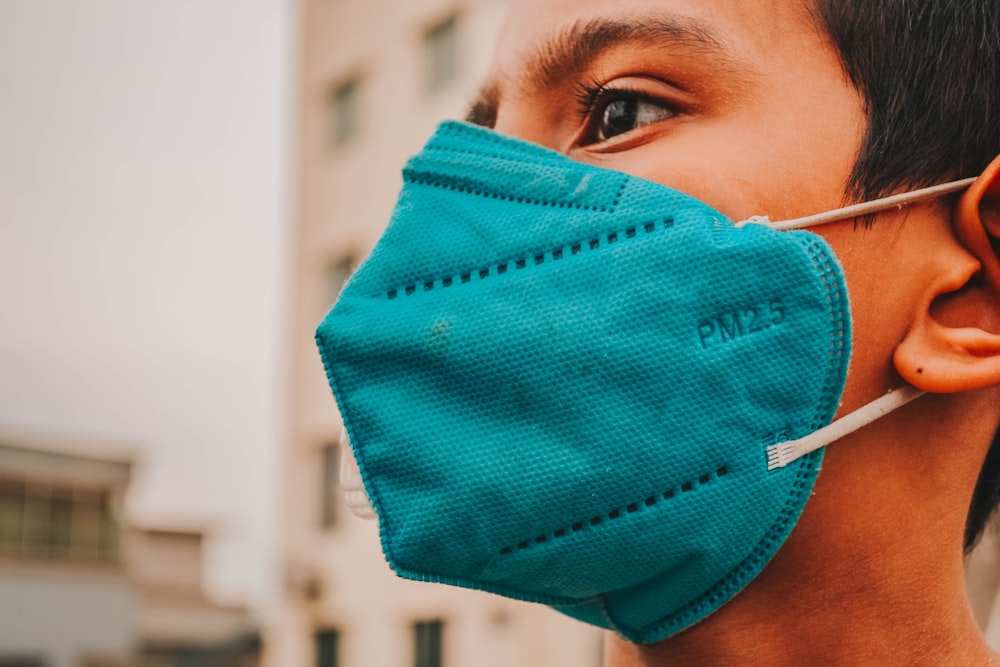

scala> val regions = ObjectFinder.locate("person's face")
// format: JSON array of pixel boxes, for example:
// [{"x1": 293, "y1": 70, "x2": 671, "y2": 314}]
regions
[
  {"x1": 480, "y1": 0, "x2": 864, "y2": 222},
  {"x1": 475, "y1": 0, "x2": 931, "y2": 412}
]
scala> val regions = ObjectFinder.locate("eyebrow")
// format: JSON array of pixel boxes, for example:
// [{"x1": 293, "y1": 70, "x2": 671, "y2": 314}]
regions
[{"x1": 466, "y1": 15, "x2": 739, "y2": 127}]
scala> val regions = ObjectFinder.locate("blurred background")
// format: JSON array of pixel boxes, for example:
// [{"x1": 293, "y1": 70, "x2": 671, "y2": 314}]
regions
[{"x1": 2, "y1": 1, "x2": 1000, "y2": 666}]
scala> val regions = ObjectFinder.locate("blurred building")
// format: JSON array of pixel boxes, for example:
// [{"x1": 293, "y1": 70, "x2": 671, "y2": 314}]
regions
[
  {"x1": 0, "y1": 434, "x2": 134, "y2": 667},
  {"x1": 967, "y1": 517, "x2": 1000, "y2": 647},
  {"x1": 271, "y1": 0, "x2": 604, "y2": 665},
  {"x1": 0, "y1": 430, "x2": 259, "y2": 667},
  {"x1": 130, "y1": 526, "x2": 260, "y2": 667}
]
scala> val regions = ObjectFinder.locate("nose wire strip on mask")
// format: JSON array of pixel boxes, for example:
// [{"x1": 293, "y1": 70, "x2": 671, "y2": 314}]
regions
[{"x1": 738, "y1": 178, "x2": 975, "y2": 231}]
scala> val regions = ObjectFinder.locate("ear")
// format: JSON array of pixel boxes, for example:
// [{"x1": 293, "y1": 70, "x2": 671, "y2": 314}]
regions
[{"x1": 895, "y1": 155, "x2": 1000, "y2": 392}]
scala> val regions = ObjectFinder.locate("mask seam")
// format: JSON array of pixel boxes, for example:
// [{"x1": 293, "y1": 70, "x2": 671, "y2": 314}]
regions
[
  {"x1": 497, "y1": 465, "x2": 731, "y2": 556},
  {"x1": 424, "y1": 140, "x2": 569, "y2": 168},
  {"x1": 402, "y1": 170, "x2": 626, "y2": 213},
  {"x1": 804, "y1": 239, "x2": 851, "y2": 431},
  {"x1": 383, "y1": 214, "x2": 671, "y2": 300},
  {"x1": 608, "y1": 450, "x2": 822, "y2": 642},
  {"x1": 314, "y1": 327, "x2": 396, "y2": 569}
]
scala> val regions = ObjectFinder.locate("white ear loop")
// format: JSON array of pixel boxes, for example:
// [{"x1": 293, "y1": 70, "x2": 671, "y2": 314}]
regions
[
  {"x1": 737, "y1": 178, "x2": 975, "y2": 231},
  {"x1": 340, "y1": 429, "x2": 377, "y2": 519},
  {"x1": 766, "y1": 385, "x2": 925, "y2": 470},
  {"x1": 738, "y1": 179, "x2": 972, "y2": 469}
]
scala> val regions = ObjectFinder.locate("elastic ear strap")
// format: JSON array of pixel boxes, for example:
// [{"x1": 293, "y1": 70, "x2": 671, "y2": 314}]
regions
[
  {"x1": 340, "y1": 430, "x2": 377, "y2": 519},
  {"x1": 740, "y1": 178, "x2": 976, "y2": 231},
  {"x1": 766, "y1": 385, "x2": 926, "y2": 470}
]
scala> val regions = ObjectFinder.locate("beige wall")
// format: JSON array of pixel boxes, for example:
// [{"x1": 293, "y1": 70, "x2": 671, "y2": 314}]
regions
[
  {"x1": 130, "y1": 528, "x2": 256, "y2": 648},
  {"x1": 271, "y1": 0, "x2": 604, "y2": 665},
  {"x1": 130, "y1": 529, "x2": 203, "y2": 595}
]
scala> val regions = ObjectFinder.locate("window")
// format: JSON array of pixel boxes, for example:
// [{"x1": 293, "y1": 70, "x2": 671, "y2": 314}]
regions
[
  {"x1": 315, "y1": 629, "x2": 340, "y2": 667},
  {"x1": 80, "y1": 657, "x2": 130, "y2": 667},
  {"x1": 0, "y1": 477, "x2": 119, "y2": 563},
  {"x1": 48, "y1": 489, "x2": 73, "y2": 557},
  {"x1": 329, "y1": 77, "x2": 360, "y2": 147},
  {"x1": 0, "y1": 479, "x2": 25, "y2": 547},
  {"x1": 424, "y1": 14, "x2": 459, "y2": 91},
  {"x1": 413, "y1": 620, "x2": 444, "y2": 667},
  {"x1": 0, "y1": 657, "x2": 45, "y2": 667},
  {"x1": 320, "y1": 443, "x2": 339, "y2": 529}
]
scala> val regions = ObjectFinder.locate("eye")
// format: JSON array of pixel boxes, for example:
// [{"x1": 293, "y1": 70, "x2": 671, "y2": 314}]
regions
[
  {"x1": 576, "y1": 82, "x2": 678, "y2": 145},
  {"x1": 598, "y1": 96, "x2": 675, "y2": 141}
]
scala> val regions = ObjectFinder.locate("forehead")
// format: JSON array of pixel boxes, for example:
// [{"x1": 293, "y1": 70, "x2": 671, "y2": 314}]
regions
[
  {"x1": 490, "y1": 0, "x2": 829, "y2": 94},
  {"x1": 498, "y1": 0, "x2": 818, "y2": 45}
]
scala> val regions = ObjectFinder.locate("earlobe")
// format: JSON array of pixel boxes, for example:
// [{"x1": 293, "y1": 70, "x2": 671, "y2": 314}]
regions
[
  {"x1": 895, "y1": 320, "x2": 1000, "y2": 393},
  {"x1": 895, "y1": 155, "x2": 1000, "y2": 393}
]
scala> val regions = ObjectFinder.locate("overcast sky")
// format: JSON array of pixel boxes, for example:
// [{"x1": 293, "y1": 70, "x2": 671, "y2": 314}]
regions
[{"x1": 0, "y1": 0, "x2": 295, "y2": 609}]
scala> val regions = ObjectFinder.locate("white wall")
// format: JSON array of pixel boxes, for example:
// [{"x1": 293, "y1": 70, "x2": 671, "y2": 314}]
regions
[{"x1": 0, "y1": 0, "x2": 296, "y2": 609}]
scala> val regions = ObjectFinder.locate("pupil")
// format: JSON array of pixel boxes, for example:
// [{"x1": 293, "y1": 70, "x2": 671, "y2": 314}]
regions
[{"x1": 602, "y1": 99, "x2": 638, "y2": 138}]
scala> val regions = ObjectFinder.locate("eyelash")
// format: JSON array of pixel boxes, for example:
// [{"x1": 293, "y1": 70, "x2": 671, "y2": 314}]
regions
[
  {"x1": 573, "y1": 78, "x2": 676, "y2": 143},
  {"x1": 574, "y1": 79, "x2": 624, "y2": 115}
]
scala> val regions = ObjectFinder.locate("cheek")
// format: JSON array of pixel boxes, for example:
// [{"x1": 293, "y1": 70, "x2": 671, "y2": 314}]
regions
[
  {"x1": 580, "y1": 146, "x2": 824, "y2": 223},
  {"x1": 578, "y1": 113, "x2": 860, "y2": 223},
  {"x1": 814, "y1": 223, "x2": 914, "y2": 413},
  {"x1": 580, "y1": 147, "x2": 757, "y2": 219}
]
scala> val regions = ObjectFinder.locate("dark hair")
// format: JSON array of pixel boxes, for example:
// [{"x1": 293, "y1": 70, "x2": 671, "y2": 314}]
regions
[
  {"x1": 813, "y1": 1, "x2": 1000, "y2": 550},
  {"x1": 967, "y1": 431, "x2": 1000, "y2": 550},
  {"x1": 814, "y1": 1, "x2": 1000, "y2": 200}
]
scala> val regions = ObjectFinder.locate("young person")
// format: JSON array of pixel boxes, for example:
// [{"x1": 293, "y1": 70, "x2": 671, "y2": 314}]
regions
[{"x1": 320, "y1": 1, "x2": 1000, "y2": 663}]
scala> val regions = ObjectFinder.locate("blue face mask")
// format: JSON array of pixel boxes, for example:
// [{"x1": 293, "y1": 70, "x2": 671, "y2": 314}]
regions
[{"x1": 315, "y1": 121, "x2": 958, "y2": 643}]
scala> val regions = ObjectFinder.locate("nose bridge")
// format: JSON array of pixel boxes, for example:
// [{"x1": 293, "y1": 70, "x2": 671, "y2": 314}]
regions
[
  {"x1": 493, "y1": 116, "x2": 565, "y2": 154},
  {"x1": 491, "y1": 84, "x2": 575, "y2": 154}
]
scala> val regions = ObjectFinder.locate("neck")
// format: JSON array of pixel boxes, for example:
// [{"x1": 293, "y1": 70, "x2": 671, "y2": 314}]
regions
[
  {"x1": 606, "y1": 391, "x2": 1000, "y2": 667},
  {"x1": 606, "y1": 527, "x2": 989, "y2": 666}
]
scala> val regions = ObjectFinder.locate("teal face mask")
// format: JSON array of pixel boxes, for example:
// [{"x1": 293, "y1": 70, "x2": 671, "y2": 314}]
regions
[{"x1": 315, "y1": 121, "x2": 948, "y2": 643}]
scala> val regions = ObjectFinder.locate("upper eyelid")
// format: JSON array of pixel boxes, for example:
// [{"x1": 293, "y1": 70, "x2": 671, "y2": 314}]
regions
[
  {"x1": 574, "y1": 84, "x2": 681, "y2": 147},
  {"x1": 576, "y1": 81, "x2": 676, "y2": 116}
]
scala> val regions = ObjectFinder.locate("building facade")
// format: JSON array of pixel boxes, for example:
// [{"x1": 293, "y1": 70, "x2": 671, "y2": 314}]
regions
[
  {"x1": 272, "y1": 1, "x2": 604, "y2": 665},
  {"x1": 0, "y1": 430, "x2": 260, "y2": 667},
  {"x1": 0, "y1": 433, "x2": 135, "y2": 667},
  {"x1": 130, "y1": 526, "x2": 260, "y2": 667}
]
